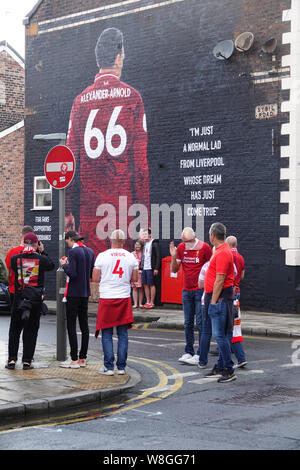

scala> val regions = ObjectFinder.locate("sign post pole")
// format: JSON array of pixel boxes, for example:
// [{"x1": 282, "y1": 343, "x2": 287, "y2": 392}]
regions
[
  {"x1": 43, "y1": 142, "x2": 76, "y2": 361},
  {"x1": 56, "y1": 185, "x2": 67, "y2": 361}
]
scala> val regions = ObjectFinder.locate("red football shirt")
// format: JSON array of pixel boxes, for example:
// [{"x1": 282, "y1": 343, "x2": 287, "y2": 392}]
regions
[
  {"x1": 231, "y1": 248, "x2": 245, "y2": 292},
  {"x1": 176, "y1": 240, "x2": 212, "y2": 290},
  {"x1": 66, "y1": 72, "x2": 149, "y2": 254},
  {"x1": 204, "y1": 243, "x2": 234, "y2": 293},
  {"x1": 5, "y1": 245, "x2": 24, "y2": 293}
]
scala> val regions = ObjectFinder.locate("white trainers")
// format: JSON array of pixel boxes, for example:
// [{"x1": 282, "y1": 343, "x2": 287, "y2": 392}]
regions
[
  {"x1": 178, "y1": 353, "x2": 193, "y2": 364},
  {"x1": 117, "y1": 369, "x2": 126, "y2": 375},
  {"x1": 184, "y1": 354, "x2": 200, "y2": 365},
  {"x1": 98, "y1": 368, "x2": 114, "y2": 376},
  {"x1": 59, "y1": 360, "x2": 80, "y2": 369}
]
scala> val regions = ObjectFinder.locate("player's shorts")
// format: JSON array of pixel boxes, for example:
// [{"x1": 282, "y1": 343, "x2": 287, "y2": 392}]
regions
[{"x1": 142, "y1": 269, "x2": 154, "y2": 286}]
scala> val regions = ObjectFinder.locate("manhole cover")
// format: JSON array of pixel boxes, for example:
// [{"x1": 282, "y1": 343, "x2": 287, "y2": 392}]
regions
[{"x1": 213, "y1": 386, "x2": 300, "y2": 406}]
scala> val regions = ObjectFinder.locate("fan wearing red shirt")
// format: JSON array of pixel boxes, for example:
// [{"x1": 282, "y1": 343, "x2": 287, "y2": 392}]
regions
[
  {"x1": 170, "y1": 227, "x2": 212, "y2": 365},
  {"x1": 225, "y1": 235, "x2": 245, "y2": 294},
  {"x1": 65, "y1": 28, "x2": 149, "y2": 254},
  {"x1": 5, "y1": 226, "x2": 35, "y2": 305},
  {"x1": 203, "y1": 222, "x2": 236, "y2": 383}
]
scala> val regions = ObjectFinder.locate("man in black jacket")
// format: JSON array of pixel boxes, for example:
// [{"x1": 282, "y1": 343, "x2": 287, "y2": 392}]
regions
[
  {"x1": 140, "y1": 228, "x2": 160, "y2": 309},
  {"x1": 6, "y1": 233, "x2": 55, "y2": 370},
  {"x1": 59, "y1": 231, "x2": 95, "y2": 368}
]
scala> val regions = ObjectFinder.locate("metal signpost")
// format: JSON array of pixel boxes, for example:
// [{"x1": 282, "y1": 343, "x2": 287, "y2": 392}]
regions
[{"x1": 34, "y1": 134, "x2": 76, "y2": 361}]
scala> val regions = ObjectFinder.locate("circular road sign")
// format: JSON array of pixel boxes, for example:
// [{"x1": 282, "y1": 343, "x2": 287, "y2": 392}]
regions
[{"x1": 44, "y1": 145, "x2": 76, "y2": 189}]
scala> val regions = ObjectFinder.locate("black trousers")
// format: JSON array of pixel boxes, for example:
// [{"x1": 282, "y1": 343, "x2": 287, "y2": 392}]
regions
[
  {"x1": 66, "y1": 297, "x2": 89, "y2": 361},
  {"x1": 8, "y1": 296, "x2": 42, "y2": 364}
]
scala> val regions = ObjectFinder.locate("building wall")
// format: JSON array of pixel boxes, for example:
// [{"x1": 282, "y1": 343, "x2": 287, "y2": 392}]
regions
[
  {"x1": 0, "y1": 48, "x2": 24, "y2": 132},
  {"x1": 0, "y1": 126, "x2": 25, "y2": 255},
  {"x1": 24, "y1": 0, "x2": 297, "y2": 312},
  {"x1": 0, "y1": 45, "x2": 24, "y2": 258}
]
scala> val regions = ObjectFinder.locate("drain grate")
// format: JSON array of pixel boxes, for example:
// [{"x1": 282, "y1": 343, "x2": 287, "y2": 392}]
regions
[{"x1": 214, "y1": 386, "x2": 300, "y2": 406}]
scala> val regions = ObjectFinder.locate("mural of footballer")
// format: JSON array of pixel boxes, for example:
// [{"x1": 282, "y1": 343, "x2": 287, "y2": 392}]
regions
[{"x1": 65, "y1": 27, "x2": 149, "y2": 254}]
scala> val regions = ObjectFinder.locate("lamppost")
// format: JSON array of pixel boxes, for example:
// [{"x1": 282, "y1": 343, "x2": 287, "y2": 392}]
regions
[{"x1": 33, "y1": 133, "x2": 67, "y2": 361}]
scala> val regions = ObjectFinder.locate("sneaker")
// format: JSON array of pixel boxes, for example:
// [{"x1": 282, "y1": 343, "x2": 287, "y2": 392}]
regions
[
  {"x1": 117, "y1": 369, "x2": 126, "y2": 375},
  {"x1": 197, "y1": 363, "x2": 207, "y2": 369},
  {"x1": 178, "y1": 353, "x2": 193, "y2": 364},
  {"x1": 236, "y1": 361, "x2": 248, "y2": 368},
  {"x1": 217, "y1": 368, "x2": 237, "y2": 383},
  {"x1": 98, "y1": 368, "x2": 114, "y2": 376},
  {"x1": 204, "y1": 365, "x2": 223, "y2": 378},
  {"x1": 23, "y1": 362, "x2": 34, "y2": 370},
  {"x1": 5, "y1": 360, "x2": 16, "y2": 370},
  {"x1": 79, "y1": 359, "x2": 87, "y2": 367},
  {"x1": 59, "y1": 360, "x2": 80, "y2": 369},
  {"x1": 184, "y1": 354, "x2": 200, "y2": 365}
]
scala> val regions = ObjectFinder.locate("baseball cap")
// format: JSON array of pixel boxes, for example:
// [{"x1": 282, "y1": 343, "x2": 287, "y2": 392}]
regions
[
  {"x1": 65, "y1": 230, "x2": 84, "y2": 241},
  {"x1": 23, "y1": 232, "x2": 39, "y2": 244}
]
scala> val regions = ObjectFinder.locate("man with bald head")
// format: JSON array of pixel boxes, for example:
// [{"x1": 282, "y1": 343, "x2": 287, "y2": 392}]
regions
[
  {"x1": 170, "y1": 227, "x2": 212, "y2": 364},
  {"x1": 225, "y1": 236, "x2": 245, "y2": 295},
  {"x1": 93, "y1": 229, "x2": 139, "y2": 375}
]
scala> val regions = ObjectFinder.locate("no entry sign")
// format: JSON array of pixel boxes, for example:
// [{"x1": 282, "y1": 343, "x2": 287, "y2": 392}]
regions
[{"x1": 44, "y1": 145, "x2": 75, "y2": 189}]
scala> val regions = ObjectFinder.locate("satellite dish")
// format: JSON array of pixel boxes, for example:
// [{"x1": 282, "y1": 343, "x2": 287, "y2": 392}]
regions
[
  {"x1": 261, "y1": 37, "x2": 277, "y2": 54},
  {"x1": 213, "y1": 40, "x2": 234, "y2": 60},
  {"x1": 235, "y1": 32, "x2": 254, "y2": 52}
]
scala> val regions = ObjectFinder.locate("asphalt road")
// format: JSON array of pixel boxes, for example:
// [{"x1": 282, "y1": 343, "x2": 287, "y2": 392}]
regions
[{"x1": 0, "y1": 313, "x2": 299, "y2": 452}]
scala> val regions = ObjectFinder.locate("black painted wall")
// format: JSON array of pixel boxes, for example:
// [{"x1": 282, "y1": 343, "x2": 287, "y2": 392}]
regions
[{"x1": 25, "y1": 0, "x2": 295, "y2": 312}]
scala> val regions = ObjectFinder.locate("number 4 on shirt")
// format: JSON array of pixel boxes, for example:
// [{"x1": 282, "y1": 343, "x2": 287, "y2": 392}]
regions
[{"x1": 112, "y1": 259, "x2": 124, "y2": 278}]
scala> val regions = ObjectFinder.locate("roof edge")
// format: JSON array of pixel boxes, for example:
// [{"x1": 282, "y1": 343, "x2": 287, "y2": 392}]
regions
[
  {"x1": 23, "y1": 0, "x2": 44, "y2": 25},
  {"x1": 0, "y1": 41, "x2": 24, "y2": 67}
]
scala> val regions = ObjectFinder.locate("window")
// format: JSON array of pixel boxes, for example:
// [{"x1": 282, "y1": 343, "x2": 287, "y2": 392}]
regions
[{"x1": 33, "y1": 176, "x2": 52, "y2": 210}]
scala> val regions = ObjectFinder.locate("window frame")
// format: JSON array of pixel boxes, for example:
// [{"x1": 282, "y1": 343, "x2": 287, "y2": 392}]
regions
[{"x1": 33, "y1": 176, "x2": 52, "y2": 210}]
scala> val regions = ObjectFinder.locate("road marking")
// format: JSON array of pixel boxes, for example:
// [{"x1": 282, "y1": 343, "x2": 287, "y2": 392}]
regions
[
  {"x1": 189, "y1": 369, "x2": 265, "y2": 385},
  {"x1": 280, "y1": 363, "x2": 300, "y2": 368},
  {"x1": 167, "y1": 372, "x2": 200, "y2": 379},
  {"x1": 0, "y1": 356, "x2": 183, "y2": 434}
]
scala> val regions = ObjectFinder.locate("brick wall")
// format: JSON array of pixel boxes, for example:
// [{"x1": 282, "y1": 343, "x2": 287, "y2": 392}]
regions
[
  {"x1": 24, "y1": 0, "x2": 297, "y2": 312},
  {"x1": 0, "y1": 44, "x2": 25, "y2": 259},
  {"x1": 0, "y1": 127, "x2": 25, "y2": 256},
  {"x1": 0, "y1": 50, "x2": 24, "y2": 132}
]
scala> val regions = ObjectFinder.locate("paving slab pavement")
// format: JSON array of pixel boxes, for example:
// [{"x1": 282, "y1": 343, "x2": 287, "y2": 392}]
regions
[
  {"x1": 1, "y1": 300, "x2": 299, "y2": 422},
  {"x1": 0, "y1": 339, "x2": 141, "y2": 421}
]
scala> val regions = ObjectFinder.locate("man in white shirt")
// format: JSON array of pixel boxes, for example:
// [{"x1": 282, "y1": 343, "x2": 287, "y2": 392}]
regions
[
  {"x1": 140, "y1": 228, "x2": 160, "y2": 308},
  {"x1": 92, "y1": 229, "x2": 138, "y2": 375}
]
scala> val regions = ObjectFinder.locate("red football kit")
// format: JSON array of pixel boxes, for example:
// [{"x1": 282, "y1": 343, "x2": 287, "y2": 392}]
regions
[
  {"x1": 176, "y1": 240, "x2": 212, "y2": 290},
  {"x1": 204, "y1": 243, "x2": 234, "y2": 293},
  {"x1": 66, "y1": 72, "x2": 149, "y2": 253},
  {"x1": 231, "y1": 247, "x2": 245, "y2": 292}
]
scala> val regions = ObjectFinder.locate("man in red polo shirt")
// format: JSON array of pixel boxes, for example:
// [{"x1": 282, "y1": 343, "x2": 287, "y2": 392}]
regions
[
  {"x1": 170, "y1": 227, "x2": 212, "y2": 365},
  {"x1": 225, "y1": 235, "x2": 245, "y2": 295},
  {"x1": 203, "y1": 222, "x2": 236, "y2": 383}
]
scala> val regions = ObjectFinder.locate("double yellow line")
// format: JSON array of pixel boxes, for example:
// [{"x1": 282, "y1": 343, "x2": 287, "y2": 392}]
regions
[{"x1": 0, "y1": 357, "x2": 183, "y2": 434}]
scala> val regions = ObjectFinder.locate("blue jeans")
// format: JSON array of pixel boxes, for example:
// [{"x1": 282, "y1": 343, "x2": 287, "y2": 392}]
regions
[
  {"x1": 182, "y1": 289, "x2": 202, "y2": 356},
  {"x1": 208, "y1": 299, "x2": 234, "y2": 370},
  {"x1": 199, "y1": 304, "x2": 212, "y2": 366},
  {"x1": 101, "y1": 325, "x2": 128, "y2": 371},
  {"x1": 232, "y1": 341, "x2": 246, "y2": 363}
]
